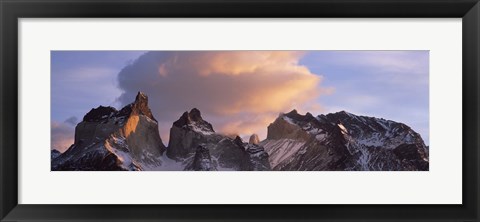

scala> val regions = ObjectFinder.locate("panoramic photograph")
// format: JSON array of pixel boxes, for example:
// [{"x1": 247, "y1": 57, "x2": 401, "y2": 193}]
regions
[{"x1": 51, "y1": 51, "x2": 429, "y2": 171}]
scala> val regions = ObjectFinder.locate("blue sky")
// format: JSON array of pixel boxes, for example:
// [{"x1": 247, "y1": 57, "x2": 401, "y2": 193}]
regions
[
  {"x1": 51, "y1": 51, "x2": 429, "y2": 151},
  {"x1": 299, "y1": 51, "x2": 429, "y2": 145},
  {"x1": 51, "y1": 51, "x2": 146, "y2": 121}
]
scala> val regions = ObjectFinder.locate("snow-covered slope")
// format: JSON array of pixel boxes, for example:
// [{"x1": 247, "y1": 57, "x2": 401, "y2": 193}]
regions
[{"x1": 260, "y1": 110, "x2": 429, "y2": 171}]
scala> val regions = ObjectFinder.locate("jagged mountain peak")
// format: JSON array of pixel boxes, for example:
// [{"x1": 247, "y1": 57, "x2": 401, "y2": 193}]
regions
[
  {"x1": 55, "y1": 91, "x2": 428, "y2": 171},
  {"x1": 167, "y1": 109, "x2": 271, "y2": 170},
  {"x1": 51, "y1": 149, "x2": 62, "y2": 159},
  {"x1": 324, "y1": 110, "x2": 359, "y2": 120},
  {"x1": 173, "y1": 108, "x2": 203, "y2": 126},
  {"x1": 283, "y1": 109, "x2": 317, "y2": 122},
  {"x1": 135, "y1": 91, "x2": 148, "y2": 102},
  {"x1": 83, "y1": 92, "x2": 157, "y2": 123},
  {"x1": 189, "y1": 108, "x2": 203, "y2": 121},
  {"x1": 286, "y1": 109, "x2": 298, "y2": 116},
  {"x1": 305, "y1": 112, "x2": 314, "y2": 118},
  {"x1": 120, "y1": 91, "x2": 157, "y2": 121},
  {"x1": 321, "y1": 111, "x2": 411, "y2": 135},
  {"x1": 172, "y1": 108, "x2": 215, "y2": 133},
  {"x1": 234, "y1": 136, "x2": 244, "y2": 146},
  {"x1": 167, "y1": 108, "x2": 216, "y2": 160},
  {"x1": 249, "y1": 134, "x2": 260, "y2": 144},
  {"x1": 325, "y1": 110, "x2": 386, "y2": 122},
  {"x1": 52, "y1": 92, "x2": 165, "y2": 171},
  {"x1": 336, "y1": 110, "x2": 352, "y2": 115},
  {"x1": 284, "y1": 109, "x2": 313, "y2": 118},
  {"x1": 281, "y1": 109, "x2": 317, "y2": 126},
  {"x1": 83, "y1": 106, "x2": 118, "y2": 122}
]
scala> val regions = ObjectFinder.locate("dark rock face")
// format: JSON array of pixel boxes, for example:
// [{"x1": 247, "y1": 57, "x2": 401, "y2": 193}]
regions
[
  {"x1": 186, "y1": 145, "x2": 216, "y2": 171},
  {"x1": 245, "y1": 144, "x2": 271, "y2": 170},
  {"x1": 52, "y1": 92, "x2": 166, "y2": 171},
  {"x1": 172, "y1": 108, "x2": 214, "y2": 132},
  {"x1": 393, "y1": 143, "x2": 429, "y2": 170},
  {"x1": 167, "y1": 108, "x2": 217, "y2": 160},
  {"x1": 234, "y1": 136, "x2": 244, "y2": 147},
  {"x1": 167, "y1": 109, "x2": 271, "y2": 171},
  {"x1": 83, "y1": 106, "x2": 117, "y2": 122},
  {"x1": 210, "y1": 138, "x2": 250, "y2": 170},
  {"x1": 51, "y1": 149, "x2": 61, "y2": 160},
  {"x1": 260, "y1": 110, "x2": 429, "y2": 171}
]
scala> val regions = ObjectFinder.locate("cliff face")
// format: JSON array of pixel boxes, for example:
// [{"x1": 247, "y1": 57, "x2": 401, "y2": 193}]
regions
[
  {"x1": 166, "y1": 108, "x2": 217, "y2": 160},
  {"x1": 52, "y1": 92, "x2": 166, "y2": 171},
  {"x1": 185, "y1": 145, "x2": 215, "y2": 171}
]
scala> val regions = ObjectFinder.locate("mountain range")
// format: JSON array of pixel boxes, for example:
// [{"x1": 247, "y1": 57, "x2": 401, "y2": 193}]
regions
[{"x1": 52, "y1": 92, "x2": 429, "y2": 171}]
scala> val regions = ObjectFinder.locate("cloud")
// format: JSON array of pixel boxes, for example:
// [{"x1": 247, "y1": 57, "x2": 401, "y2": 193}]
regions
[
  {"x1": 51, "y1": 120, "x2": 75, "y2": 152},
  {"x1": 64, "y1": 116, "x2": 78, "y2": 126},
  {"x1": 117, "y1": 51, "x2": 326, "y2": 141},
  {"x1": 51, "y1": 51, "x2": 147, "y2": 123},
  {"x1": 306, "y1": 51, "x2": 429, "y2": 87},
  {"x1": 352, "y1": 51, "x2": 428, "y2": 74}
]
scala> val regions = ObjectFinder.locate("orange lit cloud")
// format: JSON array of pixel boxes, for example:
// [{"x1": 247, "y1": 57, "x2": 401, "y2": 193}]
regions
[
  {"x1": 216, "y1": 112, "x2": 278, "y2": 139},
  {"x1": 117, "y1": 51, "x2": 328, "y2": 142}
]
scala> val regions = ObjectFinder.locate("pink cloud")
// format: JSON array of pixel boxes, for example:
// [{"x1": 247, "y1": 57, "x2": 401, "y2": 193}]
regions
[{"x1": 51, "y1": 120, "x2": 75, "y2": 152}]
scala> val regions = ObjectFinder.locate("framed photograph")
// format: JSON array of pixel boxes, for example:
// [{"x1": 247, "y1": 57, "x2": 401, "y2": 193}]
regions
[{"x1": 1, "y1": 0, "x2": 479, "y2": 221}]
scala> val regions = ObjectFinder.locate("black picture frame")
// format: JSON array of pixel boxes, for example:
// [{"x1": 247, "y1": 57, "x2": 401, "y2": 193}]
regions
[{"x1": 1, "y1": 0, "x2": 479, "y2": 221}]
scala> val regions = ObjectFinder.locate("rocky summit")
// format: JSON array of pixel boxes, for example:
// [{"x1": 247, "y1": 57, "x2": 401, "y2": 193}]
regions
[
  {"x1": 167, "y1": 108, "x2": 271, "y2": 171},
  {"x1": 260, "y1": 110, "x2": 429, "y2": 171},
  {"x1": 52, "y1": 92, "x2": 166, "y2": 171},
  {"x1": 52, "y1": 93, "x2": 428, "y2": 171},
  {"x1": 166, "y1": 108, "x2": 216, "y2": 160},
  {"x1": 249, "y1": 134, "x2": 260, "y2": 145}
]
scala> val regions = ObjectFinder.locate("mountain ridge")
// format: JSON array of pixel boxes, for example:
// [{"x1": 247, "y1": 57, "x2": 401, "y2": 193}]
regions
[
  {"x1": 53, "y1": 93, "x2": 429, "y2": 171},
  {"x1": 261, "y1": 110, "x2": 428, "y2": 170}
]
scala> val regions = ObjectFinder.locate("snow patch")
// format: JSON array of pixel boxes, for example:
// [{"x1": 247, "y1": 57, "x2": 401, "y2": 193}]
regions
[
  {"x1": 282, "y1": 116, "x2": 297, "y2": 126},
  {"x1": 147, "y1": 153, "x2": 185, "y2": 171},
  {"x1": 315, "y1": 134, "x2": 326, "y2": 141},
  {"x1": 337, "y1": 123, "x2": 348, "y2": 134},
  {"x1": 188, "y1": 122, "x2": 214, "y2": 135},
  {"x1": 262, "y1": 139, "x2": 305, "y2": 168},
  {"x1": 104, "y1": 140, "x2": 136, "y2": 170},
  {"x1": 144, "y1": 115, "x2": 158, "y2": 124}
]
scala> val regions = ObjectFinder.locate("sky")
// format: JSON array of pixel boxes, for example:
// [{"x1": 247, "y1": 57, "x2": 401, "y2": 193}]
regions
[{"x1": 51, "y1": 51, "x2": 429, "y2": 152}]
